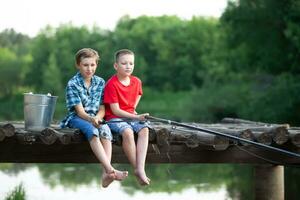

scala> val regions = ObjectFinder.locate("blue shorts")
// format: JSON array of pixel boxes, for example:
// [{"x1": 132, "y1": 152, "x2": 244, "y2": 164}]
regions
[
  {"x1": 107, "y1": 118, "x2": 150, "y2": 136},
  {"x1": 68, "y1": 116, "x2": 112, "y2": 141}
]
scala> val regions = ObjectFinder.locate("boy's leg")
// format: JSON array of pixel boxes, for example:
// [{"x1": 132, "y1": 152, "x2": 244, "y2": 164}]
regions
[
  {"x1": 130, "y1": 121, "x2": 150, "y2": 185},
  {"x1": 108, "y1": 119, "x2": 150, "y2": 185},
  {"x1": 89, "y1": 136, "x2": 114, "y2": 173},
  {"x1": 135, "y1": 127, "x2": 150, "y2": 185},
  {"x1": 69, "y1": 117, "x2": 114, "y2": 172},
  {"x1": 69, "y1": 117, "x2": 127, "y2": 187},
  {"x1": 122, "y1": 128, "x2": 137, "y2": 167},
  {"x1": 99, "y1": 124, "x2": 128, "y2": 187},
  {"x1": 108, "y1": 119, "x2": 137, "y2": 167}
]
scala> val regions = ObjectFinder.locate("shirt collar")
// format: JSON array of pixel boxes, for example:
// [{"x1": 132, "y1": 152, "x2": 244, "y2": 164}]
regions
[{"x1": 76, "y1": 72, "x2": 95, "y2": 88}]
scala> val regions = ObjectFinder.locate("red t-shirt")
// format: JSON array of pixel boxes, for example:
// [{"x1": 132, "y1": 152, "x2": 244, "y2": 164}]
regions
[{"x1": 104, "y1": 75, "x2": 143, "y2": 121}]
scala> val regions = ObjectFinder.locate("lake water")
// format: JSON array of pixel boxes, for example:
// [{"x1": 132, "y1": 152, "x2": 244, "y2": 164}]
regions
[
  {"x1": 1, "y1": 163, "x2": 299, "y2": 200},
  {"x1": 0, "y1": 164, "x2": 229, "y2": 200}
]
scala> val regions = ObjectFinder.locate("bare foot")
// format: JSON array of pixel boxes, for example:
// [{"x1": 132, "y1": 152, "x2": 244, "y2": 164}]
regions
[
  {"x1": 114, "y1": 169, "x2": 128, "y2": 181},
  {"x1": 102, "y1": 169, "x2": 128, "y2": 188},
  {"x1": 102, "y1": 172, "x2": 115, "y2": 188},
  {"x1": 134, "y1": 170, "x2": 150, "y2": 186}
]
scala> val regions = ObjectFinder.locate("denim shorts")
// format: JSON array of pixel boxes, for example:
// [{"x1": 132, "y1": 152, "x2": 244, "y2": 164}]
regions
[
  {"x1": 107, "y1": 118, "x2": 150, "y2": 136},
  {"x1": 68, "y1": 116, "x2": 112, "y2": 141}
]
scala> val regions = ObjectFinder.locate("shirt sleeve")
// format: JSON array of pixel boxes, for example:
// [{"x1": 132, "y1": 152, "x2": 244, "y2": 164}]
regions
[
  {"x1": 104, "y1": 81, "x2": 118, "y2": 104},
  {"x1": 137, "y1": 78, "x2": 143, "y2": 95},
  {"x1": 66, "y1": 84, "x2": 81, "y2": 111},
  {"x1": 100, "y1": 79, "x2": 105, "y2": 105}
]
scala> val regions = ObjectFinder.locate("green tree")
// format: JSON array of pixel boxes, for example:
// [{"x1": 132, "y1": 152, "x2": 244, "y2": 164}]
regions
[
  {"x1": 0, "y1": 28, "x2": 31, "y2": 55},
  {"x1": 0, "y1": 48, "x2": 30, "y2": 97},
  {"x1": 221, "y1": 0, "x2": 300, "y2": 74},
  {"x1": 42, "y1": 53, "x2": 63, "y2": 95}
]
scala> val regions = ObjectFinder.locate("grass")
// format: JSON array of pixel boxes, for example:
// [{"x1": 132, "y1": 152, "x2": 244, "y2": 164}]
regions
[{"x1": 5, "y1": 184, "x2": 26, "y2": 200}]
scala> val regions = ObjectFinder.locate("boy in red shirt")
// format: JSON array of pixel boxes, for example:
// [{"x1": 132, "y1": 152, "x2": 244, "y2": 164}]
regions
[{"x1": 104, "y1": 49, "x2": 150, "y2": 186}]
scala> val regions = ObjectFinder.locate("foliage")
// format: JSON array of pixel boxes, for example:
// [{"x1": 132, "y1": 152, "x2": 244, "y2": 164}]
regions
[
  {"x1": 184, "y1": 73, "x2": 300, "y2": 125},
  {"x1": 221, "y1": 0, "x2": 300, "y2": 75},
  {"x1": 113, "y1": 15, "x2": 222, "y2": 91},
  {"x1": 5, "y1": 184, "x2": 26, "y2": 200},
  {"x1": 0, "y1": 48, "x2": 31, "y2": 97}
]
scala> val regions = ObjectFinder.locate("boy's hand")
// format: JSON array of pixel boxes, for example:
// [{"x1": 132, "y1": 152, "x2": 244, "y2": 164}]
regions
[
  {"x1": 136, "y1": 113, "x2": 149, "y2": 121},
  {"x1": 90, "y1": 116, "x2": 103, "y2": 128}
]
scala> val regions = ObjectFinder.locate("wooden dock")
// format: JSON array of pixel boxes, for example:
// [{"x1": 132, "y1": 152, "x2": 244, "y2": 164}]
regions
[{"x1": 0, "y1": 118, "x2": 299, "y2": 164}]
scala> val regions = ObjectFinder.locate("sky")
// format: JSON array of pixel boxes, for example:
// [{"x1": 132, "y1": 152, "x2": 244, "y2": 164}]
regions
[{"x1": 0, "y1": 0, "x2": 228, "y2": 37}]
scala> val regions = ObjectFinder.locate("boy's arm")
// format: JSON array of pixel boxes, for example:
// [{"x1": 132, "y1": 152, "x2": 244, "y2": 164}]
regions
[
  {"x1": 95, "y1": 105, "x2": 105, "y2": 122},
  {"x1": 110, "y1": 103, "x2": 148, "y2": 120},
  {"x1": 134, "y1": 95, "x2": 142, "y2": 112},
  {"x1": 74, "y1": 104, "x2": 100, "y2": 127}
]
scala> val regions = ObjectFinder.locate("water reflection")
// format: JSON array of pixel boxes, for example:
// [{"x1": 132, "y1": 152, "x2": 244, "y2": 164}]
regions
[
  {"x1": 0, "y1": 163, "x2": 251, "y2": 199},
  {"x1": 1, "y1": 163, "x2": 299, "y2": 199}
]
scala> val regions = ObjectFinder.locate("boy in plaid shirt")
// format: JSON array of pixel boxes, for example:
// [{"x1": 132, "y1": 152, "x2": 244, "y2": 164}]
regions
[{"x1": 61, "y1": 48, "x2": 128, "y2": 187}]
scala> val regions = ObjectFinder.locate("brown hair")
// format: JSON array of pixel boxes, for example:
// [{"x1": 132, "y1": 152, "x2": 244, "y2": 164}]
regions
[
  {"x1": 114, "y1": 49, "x2": 134, "y2": 63},
  {"x1": 75, "y1": 48, "x2": 100, "y2": 65}
]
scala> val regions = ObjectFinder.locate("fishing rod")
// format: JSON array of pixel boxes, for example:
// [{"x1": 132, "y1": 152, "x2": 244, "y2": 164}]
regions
[
  {"x1": 99, "y1": 118, "x2": 161, "y2": 124},
  {"x1": 145, "y1": 115, "x2": 300, "y2": 160}
]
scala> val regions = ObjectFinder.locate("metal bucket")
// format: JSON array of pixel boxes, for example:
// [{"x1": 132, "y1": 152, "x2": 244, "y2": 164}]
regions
[{"x1": 24, "y1": 93, "x2": 58, "y2": 131}]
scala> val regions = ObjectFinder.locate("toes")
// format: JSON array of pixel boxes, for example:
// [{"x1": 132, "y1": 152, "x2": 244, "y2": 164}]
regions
[{"x1": 114, "y1": 170, "x2": 128, "y2": 181}]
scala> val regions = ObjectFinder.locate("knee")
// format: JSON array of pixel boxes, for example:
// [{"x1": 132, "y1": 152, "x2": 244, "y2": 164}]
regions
[
  {"x1": 139, "y1": 127, "x2": 149, "y2": 136},
  {"x1": 122, "y1": 128, "x2": 134, "y2": 141}
]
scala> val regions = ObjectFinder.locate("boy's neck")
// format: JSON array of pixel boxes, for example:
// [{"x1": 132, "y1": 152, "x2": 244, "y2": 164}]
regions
[
  {"x1": 116, "y1": 74, "x2": 130, "y2": 86},
  {"x1": 84, "y1": 78, "x2": 92, "y2": 88}
]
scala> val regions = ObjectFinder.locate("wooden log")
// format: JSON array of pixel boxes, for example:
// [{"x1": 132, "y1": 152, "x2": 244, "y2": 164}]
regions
[
  {"x1": 2, "y1": 123, "x2": 15, "y2": 137},
  {"x1": 15, "y1": 132, "x2": 37, "y2": 144},
  {"x1": 148, "y1": 128, "x2": 157, "y2": 142},
  {"x1": 271, "y1": 126, "x2": 289, "y2": 145},
  {"x1": 288, "y1": 130, "x2": 300, "y2": 147},
  {"x1": 252, "y1": 131, "x2": 272, "y2": 145},
  {"x1": 221, "y1": 118, "x2": 269, "y2": 125},
  {"x1": 170, "y1": 128, "x2": 229, "y2": 150},
  {"x1": 221, "y1": 118, "x2": 290, "y2": 128},
  {"x1": 59, "y1": 128, "x2": 85, "y2": 143},
  {"x1": 40, "y1": 128, "x2": 58, "y2": 145},
  {"x1": 189, "y1": 132, "x2": 229, "y2": 150},
  {"x1": 0, "y1": 123, "x2": 16, "y2": 141},
  {"x1": 188, "y1": 123, "x2": 253, "y2": 146},
  {"x1": 206, "y1": 127, "x2": 254, "y2": 146},
  {"x1": 243, "y1": 126, "x2": 289, "y2": 145},
  {"x1": 156, "y1": 128, "x2": 170, "y2": 147},
  {"x1": 44, "y1": 128, "x2": 73, "y2": 145}
]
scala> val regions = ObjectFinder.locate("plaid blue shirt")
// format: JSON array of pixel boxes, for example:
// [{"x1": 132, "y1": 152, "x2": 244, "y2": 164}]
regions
[{"x1": 60, "y1": 72, "x2": 105, "y2": 128}]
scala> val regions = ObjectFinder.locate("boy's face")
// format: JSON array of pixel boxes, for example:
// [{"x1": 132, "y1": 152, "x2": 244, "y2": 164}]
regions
[
  {"x1": 114, "y1": 54, "x2": 134, "y2": 77},
  {"x1": 76, "y1": 57, "x2": 98, "y2": 80}
]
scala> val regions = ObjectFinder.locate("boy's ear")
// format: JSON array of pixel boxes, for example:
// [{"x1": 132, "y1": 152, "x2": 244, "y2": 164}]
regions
[
  {"x1": 113, "y1": 63, "x2": 118, "y2": 70},
  {"x1": 75, "y1": 62, "x2": 80, "y2": 69}
]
